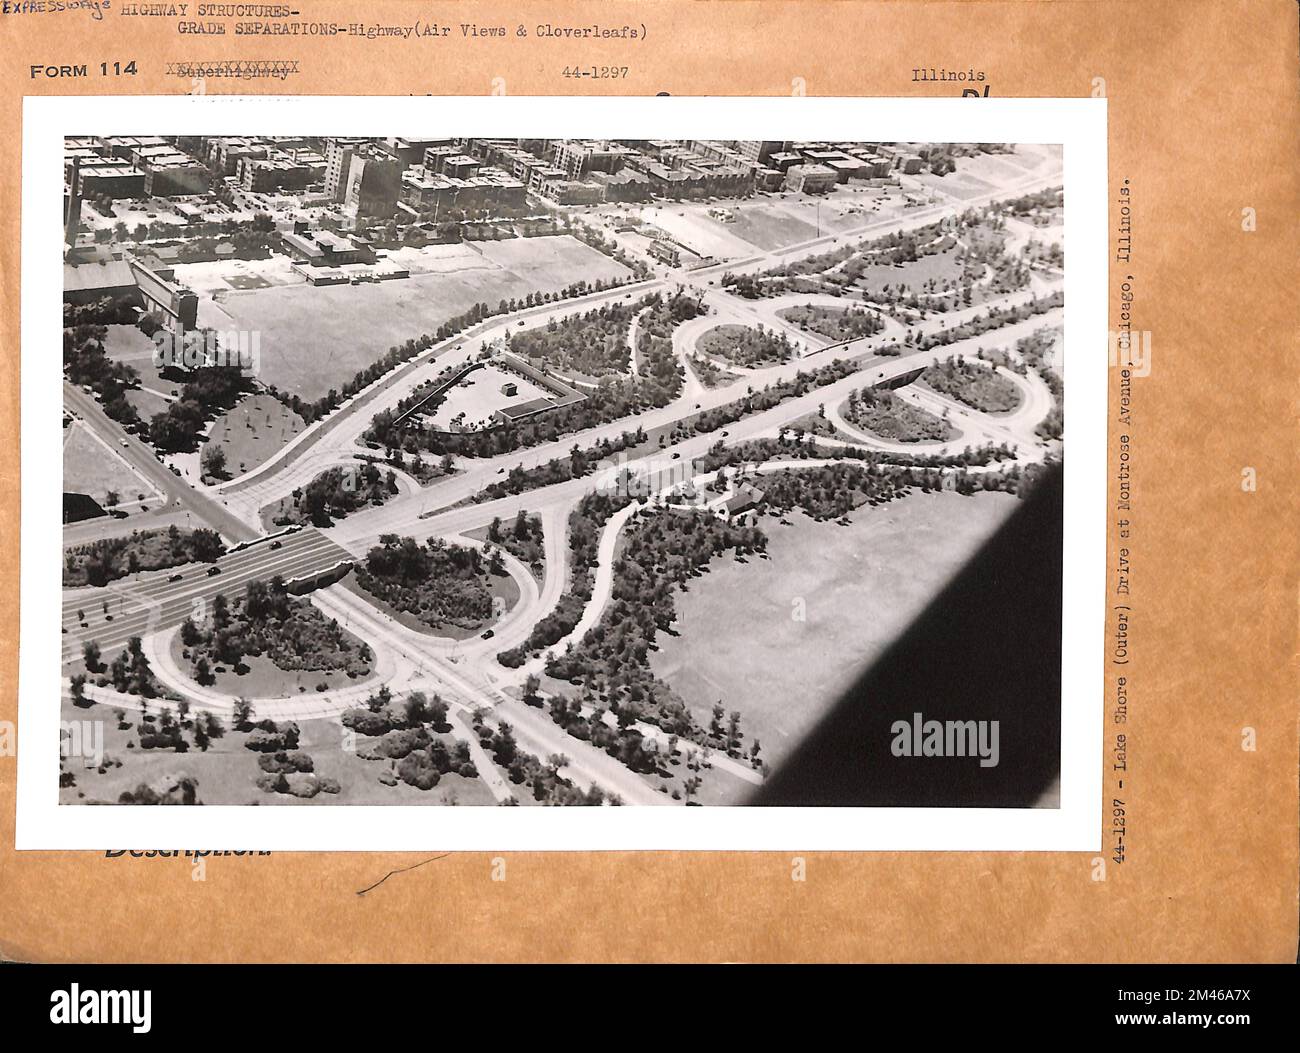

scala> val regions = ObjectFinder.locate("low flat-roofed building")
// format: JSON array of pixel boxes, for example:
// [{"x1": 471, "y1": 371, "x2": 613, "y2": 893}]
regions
[
  {"x1": 281, "y1": 229, "x2": 375, "y2": 267},
  {"x1": 63, "y1": 256, "x2": 139, "y2": 304}
]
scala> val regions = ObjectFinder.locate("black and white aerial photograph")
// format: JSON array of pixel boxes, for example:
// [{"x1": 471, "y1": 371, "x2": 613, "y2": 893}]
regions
[{"x1": 55, "y1": 130, "x2": 1067, "y2": 812}]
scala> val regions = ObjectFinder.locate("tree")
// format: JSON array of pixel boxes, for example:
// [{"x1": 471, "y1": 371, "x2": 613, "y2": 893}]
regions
[
  {"x1": 200, "y1": 443, "x2": 227, "y2": 480},
  {"x1": 232, "y1": 696, "x2": 253, "y2": 729},
  {"x1": 403, "y1": 691, "x2": 428, "y2": 726},
  {"x1": 69, "y1": 673, "x2": 87, "y2": 705},
  {"x1": 82, "y1": 639, "x2": 102, "y2": 672},
  {"x1": 523, "y1": 673, "x2": 541, "y2": 707},
  {"x1": 427, "y1": 695, "x2": 449, "y2": 729}
]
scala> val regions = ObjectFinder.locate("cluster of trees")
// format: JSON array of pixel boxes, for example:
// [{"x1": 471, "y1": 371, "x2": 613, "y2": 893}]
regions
[
  {"x1": 172, "y1": 229, "x2": 278, "y2": 263},
  {"x1": 723, "y1": 202, "x2": 1033, "y2": 314},
  {"x1": 1002, "y1": 186, "x2": 1064, "y2": 218},
  {"x1": 567, "y1": 219, "x2": 652, "y2": 280},
  {"x1": 921, "y1": 354, "x2": 1023, "y2": 413},
  {"x1": 76, "y1": 635, "x2": 167, "y2": 699},
  {"x1": 486, "y1": 511, "x2": 545, "y2": 577},
  {"x1": 497, "y1": 491, "x2": 634, "y2": 667},
  {"x1": 692, "y1": 358, "x2": 859, "y2": 435},
  {"x1": 781, "y1": 303, "x2": 886, "y2": 341},
  {"x1": 117, "y1": 775, "x2": 201, "y2": 805},
  {"x1": 179, "y1": 578, "x2": 373, "y2": 683},
  {"x1": 341, "y1": 688, "x2": 475, "y2": 792},
  {"x1": 544, "y1": 694, "x2": 666, "y2": 778},
  {"x1": 354, "y1": 535, "x2": 497, "y2": 633},
  {"x1": 633, "y1": 290, "x2": 704, "y2": 397},
  {"x1": 723, "y1": 215, "x2": 956, "y2": 298},
  {"x1": 64, "y1": 524, "x2": 225, "y2": 587},
  {"x1": 147, "y1": 366, "x2": 252, "y2": 453},
  {"x1": 64, "y1": 324, "x2": 141, "y2": 429},
  {"x1": 910, "y1": 289, "x2": 1064, "y2": 355},
  {"x1": 1013, "y1": 329, "x2": 1064, "y2": 440},
  {"x1": 756, "y1": 461, "x2": 918, "y2": 521},
  {"x1": 470, "y1": 715, "x2": 616, "y2": 805},
  {"x1": 473, "y1": 428, "x2": 646, "y2": 503},
  {"x1": 271, "y1": 464, "x2": 398, "y2": 528},
  {"x1": 844, "y1": 387, "x2": 956, "y2": 443},
  {"x1": 546, "y1": 508, "x2": 767, "y2": 754},
  {"x1": 687, "y1": 352, "x2": 734, "y2": 389},
  {"x1": 697, "y1": 323, "x2": 796, "y2": 367},
  {"x1": 510, "y1": 301, "x2": 639, "y2": 378},
  {"x1": 63, "y1": 295, "x2": 140, "y2": 328},
  {"x1": 696, "y1": 435, "x2": 1016, "y2": 475}
]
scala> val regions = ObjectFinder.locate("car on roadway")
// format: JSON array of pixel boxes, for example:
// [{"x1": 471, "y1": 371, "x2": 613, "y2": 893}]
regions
[
  {"x1": 269, "y1": 540, "x2": 282, "y2": 550},
  {"x1": 670, "y1": 452, "x2": 680, "y2": 459},
  {"x1": 119, "y1": 439, "x2": 129, "y2": 447},
  {"x1": 480, "y1": 629, "x2": 494, "y2": 640},
  {"x1": 206, "y1": 566, "x2": 221, "y2": 577},
  {"x1": 517, "y1": 320, "x2": 525, "y2": 327}
]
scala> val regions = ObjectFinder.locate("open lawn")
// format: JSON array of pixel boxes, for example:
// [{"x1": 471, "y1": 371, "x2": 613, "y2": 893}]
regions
[
  {"x1": 203, "y1": 236, "x2": 631, "y2": 401},
  {"x1": 854, "y1": 247, "x2": 967, "y2": 300},
  {"x1": 101, "y1": 324, "x2": 172, "y2": 394},
  {"x1": 63, "y1": 421, "x2": 159, "y2": 511},
  {"x1": 203, "y1": 392, "x2": 306, "y2": 477},
  {"x1": 649, "y1": 490, "x2": 1018, "y2": 775}
]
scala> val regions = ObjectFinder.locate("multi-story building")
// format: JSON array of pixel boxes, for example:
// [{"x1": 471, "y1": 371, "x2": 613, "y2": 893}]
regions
[
  {"x1": 142, "y1": 153, "x2": 210, "y2": 197},
  {"x1": 733, "y1": 141, "x2": 793, "y2": 165},
  {"x1": 344, "y1": 152, "x2": 404, "y2": 218},
  {"x1": 550, "y1": 140, "x2": 630, "y2": 180},
  {"x1": 75, "y1": 158, "x2": 148, "y2": 200},
  {"x1": 239, "y1": 154, "x2": 315, "y2": 194},
  {"x1": 784, "y1": 163, "x2": 839, "y2": 194},
  {"x1": 324, "y1": 137, "x2": 367, "y2": 201}
]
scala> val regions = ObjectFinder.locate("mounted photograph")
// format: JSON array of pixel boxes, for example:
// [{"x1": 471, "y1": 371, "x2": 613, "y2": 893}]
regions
[{"x1": 22, "y1": 96, "x2": 1107, "y2": 850}]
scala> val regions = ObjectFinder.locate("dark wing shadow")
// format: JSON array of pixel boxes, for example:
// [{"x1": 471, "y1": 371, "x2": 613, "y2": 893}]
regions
[{"x1": 751, "y1": 464, "x2": 1064, "y2": 808}]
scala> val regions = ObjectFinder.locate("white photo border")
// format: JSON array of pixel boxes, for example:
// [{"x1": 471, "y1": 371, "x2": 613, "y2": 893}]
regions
[{"x1": 19, "y1": 95, "x2": 1107, "y2": 851}]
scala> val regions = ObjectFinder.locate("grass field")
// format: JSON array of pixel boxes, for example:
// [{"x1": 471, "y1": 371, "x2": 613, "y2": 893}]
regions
[
  {"x1": 203, "y1": 392, "x2": 306, "y2": 476},
  {"x1": 855, "y1": 247, "x2": 966, "y2": 299},
  {"x1": 101, "y1": 324, "x2": 173, "y2": 396},
  {"x1": 60, "y1": 697, "x2": 495, "y2": 806},
  {"x1": 204, "y1": 236, "x2": 631, "y2": 401},
  {"x1": 648, "y1": 490, "x2": 1018, "y2": 773},
  {"x1": 63, "y1": 421, "x2": 158, "y2": 511}
]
